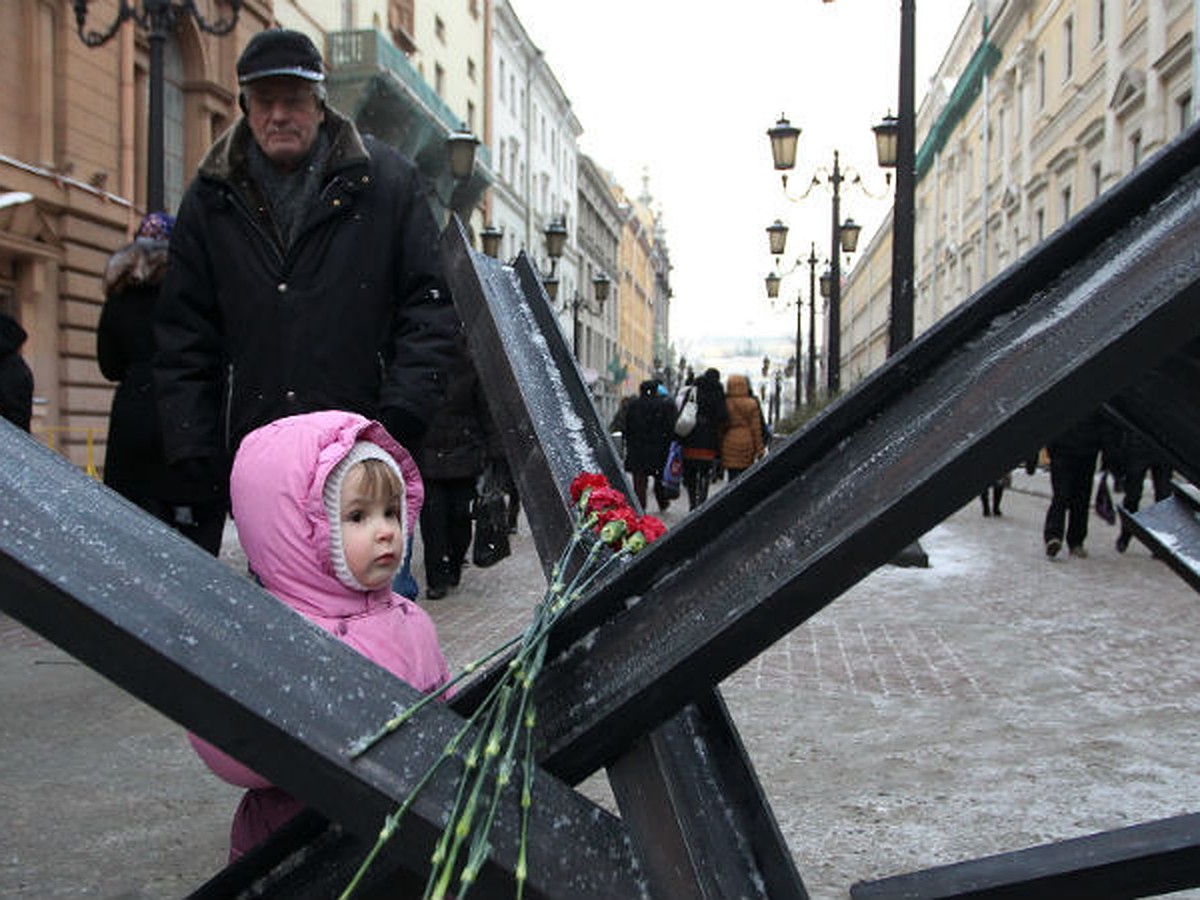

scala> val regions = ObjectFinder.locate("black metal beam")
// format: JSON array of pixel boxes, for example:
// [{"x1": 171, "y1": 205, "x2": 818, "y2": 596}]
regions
[
  {"x1": 1105, "y1": 336, "x2": 1200, "y2": 486},
  {"x1": 1119, "y1": 489, "x2": 1200, "y2": 593},
  {"x1": 0, "y1": 424, "x2": 645, "y2": 899},
  {"x1": 442, "y1": 221, "x2": 808, "y2": 899},
  {"x1": 848, "y1": 812, "x2": 1200, "y2": 899},
  {"x1": 519, "y1": 124, "x2": 1200, "y2": 782}
]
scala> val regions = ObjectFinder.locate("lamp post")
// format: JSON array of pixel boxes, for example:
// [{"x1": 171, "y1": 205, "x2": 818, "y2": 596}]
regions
[
  {"x1": 875, "y1": 2, "x2": 917, "y2": 355},
  {"x1": 766, "y1": 116, "x2": 863, "y2": 394},
  {"x1": 805, "y1": 242, "x2": 819, "y2": 406},
  {"x1": 72, "y1": 0, "x2": 242, "y2": 213},
  {"x1": 568, "y1": 271, "x2": 611, "y2": 364}
]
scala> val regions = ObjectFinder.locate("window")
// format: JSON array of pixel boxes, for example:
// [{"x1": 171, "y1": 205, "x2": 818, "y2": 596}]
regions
[
  {"x1": 435, "y1": 16, "x2": 445, "y2": 43},
  {"x1": 467, "y1": 100, "x2": 475, "y2": 134},
  {"x1": 1037, "y1": 51, "x2": 1046, "y2": 109},
  {"x1": 435, "y1": 63, "x2": 444, "y2": 97},
  {"x1": 468, "y1": 58, "x2": 476, "y2": 83},
  {"x1": 499, "y1": 60, "x2": 506, "y2": 102},
  {"x1": 469, "y1": 0, "x2": 480, "y2": 19},
  {"x1": 1130, "y1": 130, "x2": 1142, "y2": 168},
  {"x1": 1035, "y1": 208, "x2": 1045, "y2": 242},
  {"x1": 1178, "y1": 93, "x2": 1193, "y2": 134},
  {"x1": 1061, "y1": 185, "x2": 1072, "y2": 224},
  {"x1": 1091, "y1": 162, "x2": 1102, "y2": 198},
  {"x1": 1063, "y1": 17, "x2": 1073, "y2": 81},
  {"x1": 1095, "y1": 0, "x2": 1106, "y2": 44}
]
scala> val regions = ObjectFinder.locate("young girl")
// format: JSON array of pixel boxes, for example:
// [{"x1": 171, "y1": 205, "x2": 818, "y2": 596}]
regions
[{"x1": 189, "y1": 410, "x2": 450, "y2": 860}]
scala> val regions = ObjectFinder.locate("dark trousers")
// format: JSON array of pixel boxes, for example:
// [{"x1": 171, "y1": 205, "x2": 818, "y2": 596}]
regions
[
  {"x1": 1044, "y1": 450, "x2": 1098, "y2": 549},
  {"x1": 631, "y1": 471, "x2": 670, "y2": 512},
  {"x1": 1119, "y1": 463, "x2": 1173, "y2": 539},
  {"x1": 979, "y1": 480, "x2": 1005, "y2": 516},
  {"x1": 420, "y1": 477, "x2": 476, "y2": 590},
  {"x1": 683, "y1": 458, "x2": 713, "y2": 510}
]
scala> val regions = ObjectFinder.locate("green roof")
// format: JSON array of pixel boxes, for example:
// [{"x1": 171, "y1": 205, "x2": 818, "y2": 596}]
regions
[{"x1": 915, "y1": 39, "x2": 1001, "y2": 182}]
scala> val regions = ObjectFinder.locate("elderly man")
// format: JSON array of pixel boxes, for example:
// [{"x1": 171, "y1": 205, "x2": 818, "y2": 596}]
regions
[{"x1": 154, "y1": 29, "x2": 457, "y2": 511}]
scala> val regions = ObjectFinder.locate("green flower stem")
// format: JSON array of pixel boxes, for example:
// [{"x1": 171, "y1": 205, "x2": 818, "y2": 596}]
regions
[{"x1": 348, "y1": 632, "x2": 524, "y2": 759}]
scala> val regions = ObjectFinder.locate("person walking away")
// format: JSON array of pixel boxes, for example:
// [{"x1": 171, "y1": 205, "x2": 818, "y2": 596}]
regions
[
  {"x1": 979, "y1": 474, "x2": 1010, "y2": 517},
  {"x1": 0, "y1": 310, "x2": 33, "y2": 431},
  {"x1": 154, "y1": 29, "x2": 457, "y2": 513},
  {"x1": 719, "y1": 373, "x2": 765, "y2": 481},
  {"x1": 187, "y1": 410, "x2": 450, "y2": 860},
  {"x1": 1114, "y1": 427, "x2": 1173, "y2": 553},
  {"x1": 418, "y1": 331, "x2": 499, "y2": 599},
  {"x1": 1043, "y1": 411, "x2": 1105, "y2": 558},
  {"x1": 97, "y1": 213, "x2": 226, "y2": 555},
  {"x1": 622, "y1": 379, "x2": 676, "y2": 512},
  {"x1": 680, "y1": 368, "x2": 728, "y2": 510}
]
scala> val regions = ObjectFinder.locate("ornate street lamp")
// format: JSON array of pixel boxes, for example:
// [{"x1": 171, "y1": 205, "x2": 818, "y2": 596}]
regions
[
  {"x1": 542, "y1": 273, "x2": 560, "y2": 303},
  {"x1": 766, "y1": 219, "x2": 789, "y2": 257},
  {"x1": 873, "y1": 111, "x2": 900, "y2": 170},
  {"x1": 764, "y1": 271, "x2": 782, "y2": 300},
  {"x1": 480, "y1": 224, "x2": 503, "y2": 258},
  {"x1": 766, "y1": 115, "x2": 801, "y2": 183},
  {"x1": 446, "y1": 129, "x2": 481, "y2": 181},
  {"x1": 543, "y1": 216, "x2": 568, "y2": 261},
  {"x1": 592, "y1": 271, "x2": 611, "y2": 304},
  {"x1": 72, "y1": 0, "x2": 242, "y2": 213},
  {"x1": 839, "y1": 218, "x2": 862, "y2": 254}
]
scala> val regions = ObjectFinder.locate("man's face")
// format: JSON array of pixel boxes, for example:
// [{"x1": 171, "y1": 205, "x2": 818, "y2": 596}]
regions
[{"x1": 245, "y1": 76, "x2": 324, "y2": 170}]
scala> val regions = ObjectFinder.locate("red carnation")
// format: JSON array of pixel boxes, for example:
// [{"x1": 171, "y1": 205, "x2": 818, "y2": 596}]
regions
[
  {"x1": 585, "y1": 486, "x2": 628, "y2": 514},
  {"x1": 635, "y1": 515, "x2": 667, "y2": 544},
  {"x1": 570, "y1": 472, "x2": 609, "y2": 503}
]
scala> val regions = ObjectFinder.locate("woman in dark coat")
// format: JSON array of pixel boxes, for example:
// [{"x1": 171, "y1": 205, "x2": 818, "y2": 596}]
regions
[
  {"x1": 97, "y1": 213, "x2": 225, "y2": 555},
  {"x1": 0, "y1": 311, "x2": 33, "y2": 431},
  {"x1": 680, "y1": 368, "x2": 728, "y2": 510},
  {"x1": 622, "y1": 379, "x2": 676, "y2": 512}
]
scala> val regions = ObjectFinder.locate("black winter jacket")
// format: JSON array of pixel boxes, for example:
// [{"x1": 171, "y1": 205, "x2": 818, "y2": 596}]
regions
[
  {"x1": 419, "y1": 333, "x2": 498, "y2": 481},
  {"x1": 154, "y1": 107, "x2": 457, "y2": 463},
  {"x1": 98, "y1": 238, "x2": 179, "y2": 499},
  {"x1": 623, "y1": 380, "x2": 675, "y2": 476}
]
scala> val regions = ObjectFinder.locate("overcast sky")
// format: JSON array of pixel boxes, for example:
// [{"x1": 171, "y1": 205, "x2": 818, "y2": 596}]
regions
[{"x1": 507, "y1": 1, "x2": 970, "y2": 360}]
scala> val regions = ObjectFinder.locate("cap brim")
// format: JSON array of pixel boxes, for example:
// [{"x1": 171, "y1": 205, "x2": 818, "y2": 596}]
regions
[{"x1": 239, "y1": 67, "x2": 325, "y2": 84}]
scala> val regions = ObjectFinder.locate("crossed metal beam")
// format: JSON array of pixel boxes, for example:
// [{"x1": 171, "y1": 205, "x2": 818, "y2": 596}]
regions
[{"x1": 2, "y1": 120, "x2": 1200, "y2": 897}]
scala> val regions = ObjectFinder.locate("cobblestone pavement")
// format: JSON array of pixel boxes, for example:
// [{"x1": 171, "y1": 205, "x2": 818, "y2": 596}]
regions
[{"x1": 2, "y1": 468, "x2": 1199, "y2": 898}]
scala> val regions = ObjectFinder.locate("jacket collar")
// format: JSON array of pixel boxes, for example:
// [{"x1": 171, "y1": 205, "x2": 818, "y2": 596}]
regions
[{"x1": 198, "y1": 104, "x2": 369, "y2": 185}]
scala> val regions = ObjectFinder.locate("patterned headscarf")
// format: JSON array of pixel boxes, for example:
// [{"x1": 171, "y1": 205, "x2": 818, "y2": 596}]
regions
[{"x1": 135, "y1": 211, "x2": 175, "y2": 241}]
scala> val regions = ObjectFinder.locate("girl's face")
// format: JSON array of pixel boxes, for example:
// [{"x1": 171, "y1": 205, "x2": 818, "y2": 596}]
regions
[{"x1": 338, "y1": 463, "x2": 403, "y2": 590}]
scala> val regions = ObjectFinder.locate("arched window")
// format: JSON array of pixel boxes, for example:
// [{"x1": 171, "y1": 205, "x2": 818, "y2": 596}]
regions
[{"x1": 163, "y1": 33, "x2": 186, "y2": 214}]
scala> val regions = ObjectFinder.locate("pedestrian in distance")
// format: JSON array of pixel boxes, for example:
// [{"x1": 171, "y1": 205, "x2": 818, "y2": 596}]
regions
[
  {"x1": 719, "y1": 373, "x2": 765, "y2": 482},
  {"x1": 153, "y1": 29, "x2": 458, "y2": 516},
  {"x1": 622, "y1": 378, "x2": 676, "y2": 512},
  {"x1": 0, "y1": 310, "x2": 33, "y2": 432},
  {"x1": 1112, "y1": 426, "x2": 1173, "y2": 553},
  {"x1": 1043, "y1": 410, "x2": 1109, "y2": 559},
  {"x1": 680, "y1": 368, "x2": 728, "y2": 510},
  {"x1": 97, "y1": 212, "x2": 226, "y2": 555},
  {"x1": 416, "y1": 330, "x2": 501, "y2": 599},
  {"x1": 187, "y1": 410, "x2": 450, "y2": 861},
  {"x1": 978, "y1": 474, "x2": 1010, "y2": 517}
]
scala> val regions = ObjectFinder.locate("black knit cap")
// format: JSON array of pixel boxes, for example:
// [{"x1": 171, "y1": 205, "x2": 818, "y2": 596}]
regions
[{"x1": 237, "y1": 29, "x2": 325, "y2": 85}]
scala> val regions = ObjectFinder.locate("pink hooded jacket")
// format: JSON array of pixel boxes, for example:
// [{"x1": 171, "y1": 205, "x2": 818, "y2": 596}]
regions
[{"x1": 189, "y1": 410, "x2": 450, "y2": 860}]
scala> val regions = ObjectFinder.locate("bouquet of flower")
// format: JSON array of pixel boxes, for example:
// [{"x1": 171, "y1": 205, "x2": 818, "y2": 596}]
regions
[{"x1": 340, "y1": 473, "x2": 665, "y2": 899}]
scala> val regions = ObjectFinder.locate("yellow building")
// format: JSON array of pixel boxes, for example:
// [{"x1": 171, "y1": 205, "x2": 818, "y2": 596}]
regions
[
  {"x1": 844, "y1": 0, "x2": 1196, "y2": 386},
  {"x1": 612, "y1": 182, "x2": 658, "y2": 393}
]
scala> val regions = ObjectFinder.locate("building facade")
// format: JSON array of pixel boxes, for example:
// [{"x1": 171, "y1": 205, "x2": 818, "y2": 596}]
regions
[
  {"x1": 576, "y1": 154, "x2": 622, "y2": 421},
  {"x1": 1, "y1": 0, "x2": 272, "y2": 469},
  {"x1": 843, "y1": 0, "x2": 1196, "y2": 386}
]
